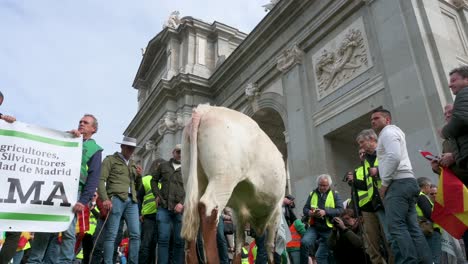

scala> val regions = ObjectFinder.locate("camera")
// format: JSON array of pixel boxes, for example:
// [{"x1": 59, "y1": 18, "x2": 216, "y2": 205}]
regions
[{"x1": 332, "y1": 217, "x2": 341, "y2": 226}]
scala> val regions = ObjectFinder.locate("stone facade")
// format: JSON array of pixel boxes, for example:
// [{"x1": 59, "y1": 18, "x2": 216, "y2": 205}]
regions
[{"x1": 126, "y1": 0, "x2": 468, "y2": 207}]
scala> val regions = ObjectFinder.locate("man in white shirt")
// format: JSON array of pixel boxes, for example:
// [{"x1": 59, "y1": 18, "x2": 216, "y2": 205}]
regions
[{"x1": 370, "y1": 109, "x2": 431, "y2": 264}]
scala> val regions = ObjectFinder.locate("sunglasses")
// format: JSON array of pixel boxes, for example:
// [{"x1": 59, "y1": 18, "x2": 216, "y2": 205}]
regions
[
  {"x1": 430, "y1": 193, "x2": 437, "y2": 196},
  {"x1": 175, "y1": 150, "x2": 181, "y2": 154}
]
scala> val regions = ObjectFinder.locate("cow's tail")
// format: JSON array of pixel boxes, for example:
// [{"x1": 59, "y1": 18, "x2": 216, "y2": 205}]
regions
[{"x1": 181, "y1": 105, "x2": 208, "y2": 242}]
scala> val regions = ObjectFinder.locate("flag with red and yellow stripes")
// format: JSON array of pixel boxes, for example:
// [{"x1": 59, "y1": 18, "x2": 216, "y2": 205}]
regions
[{"x1": 432, "y1": 167, "x2": 468, "y2": 239}]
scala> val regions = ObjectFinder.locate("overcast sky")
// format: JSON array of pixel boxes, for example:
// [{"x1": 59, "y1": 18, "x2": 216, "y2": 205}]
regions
[{"x1": 1, "y1": 0, "x2": 268, "y2": 156}]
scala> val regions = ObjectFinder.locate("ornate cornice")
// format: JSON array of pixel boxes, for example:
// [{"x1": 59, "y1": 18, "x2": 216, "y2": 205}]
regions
[{"x1": 276, "y1": 44, "x2": 304, "y2": 73}]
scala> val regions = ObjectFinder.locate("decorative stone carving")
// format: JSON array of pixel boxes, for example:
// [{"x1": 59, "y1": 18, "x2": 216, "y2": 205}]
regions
[
  {"x1": 164, "y1": 11, "x2": 181, "y2": 29},
  {"x1": 276, "y1": 44, "x2": 304, "y2": 73},
  {"x1": 157, "y1": 112, "x2": 188, "y2": 135},
  {"x1": 157, "y1": 113, "x2": 178, "y2": 135},
  {"x1": 452, "y1": 0, "x2": 468, "y2": 8},
  {"x1": 262, "y1": 0, "x2": 280, "y2": 12},
  {"x1": 145, "y1": 140, "x2": 156, "y2": 151},
  {"x1": 176, "y1": 112, "x2": 186, "y2": 129},
  {"x1": 245, "y1": 83, "x2": 260, "y2": 99},
  {"x1": 312, "y1": 17, "x2": 372, "y2": 100}
]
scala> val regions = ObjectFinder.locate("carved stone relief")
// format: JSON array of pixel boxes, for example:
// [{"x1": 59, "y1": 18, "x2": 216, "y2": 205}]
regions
[
  {"x1": 157, "y1": 112, "x2": 178, "y2": 135},
  {"x1": 245, "y1": 82, "x2": 260, "y2": 99},
  {"x1": 312, "y1": 17, "x2": 372, "y2": 100},
  {"x1": 145, "y1": 140, "x2": 156, "y2": 151},
  {"x1": 276, "y1": 44, "x2": 304, "y2": 73}
]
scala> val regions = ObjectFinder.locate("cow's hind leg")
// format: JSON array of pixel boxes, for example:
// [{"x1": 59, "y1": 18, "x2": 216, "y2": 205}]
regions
[
  {"x1": 266, "y1": 205, "x2": 281, "y2": 264},
  {"x1": 232, "y1": 212, "x2": 247, "y2": 264}
]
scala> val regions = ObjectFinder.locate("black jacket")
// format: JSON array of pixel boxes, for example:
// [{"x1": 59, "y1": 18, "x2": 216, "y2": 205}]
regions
[
  {"x1": 150, "y1": 158, "x2": 185, "y2": 211},
  {"x1": 442, "y1": 87, "x2": 468, "y2": 168}
]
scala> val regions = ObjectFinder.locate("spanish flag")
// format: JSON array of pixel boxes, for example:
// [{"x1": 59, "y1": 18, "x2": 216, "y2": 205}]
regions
[{"x1": 431, "y1": 167, "x2": 468, "y2": 239}]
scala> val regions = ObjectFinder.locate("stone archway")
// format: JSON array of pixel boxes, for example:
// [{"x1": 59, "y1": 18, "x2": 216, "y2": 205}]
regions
[
  {"x1": 251, "y1": 107, "x2": 290, "y2": 194},
  {"x1": 251, "y1": 107, "x2": 287, "y2": 159}
]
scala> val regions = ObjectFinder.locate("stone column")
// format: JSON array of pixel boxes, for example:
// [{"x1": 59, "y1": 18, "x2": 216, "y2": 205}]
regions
[
  {"x1": 276, "y1": 44, "x2": 313, "y2": 204},
  {"x1": 368, "y1": 0, "x2": 446, "y2": 181}
]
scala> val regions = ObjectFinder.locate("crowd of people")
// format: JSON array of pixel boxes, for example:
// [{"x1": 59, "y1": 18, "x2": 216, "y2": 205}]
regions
[{"x1": 1, "y1": 65, "x2": 468, "y2": 264}]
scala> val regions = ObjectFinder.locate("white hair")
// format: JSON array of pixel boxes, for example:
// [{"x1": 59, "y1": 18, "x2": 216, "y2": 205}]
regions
[{"x1": 316, "y1": 174, "x2": 332, "y2": 187}]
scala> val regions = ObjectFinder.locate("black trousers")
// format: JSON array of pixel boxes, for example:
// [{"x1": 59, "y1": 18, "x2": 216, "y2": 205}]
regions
[
  {"x1": 139, "y1": 214, "x2": 157, "y2": 264},
  {"x1": 0, "y1": 232, "x2": 21, "y2": 264}
]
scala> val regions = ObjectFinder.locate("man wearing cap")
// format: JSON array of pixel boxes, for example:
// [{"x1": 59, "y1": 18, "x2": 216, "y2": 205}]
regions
[
  {"x1": 98, "y1": 136, "x2": 142, "y2": 264},
  {"x1": 151, "y1": 144, "x2": 185, "y2": 264}
]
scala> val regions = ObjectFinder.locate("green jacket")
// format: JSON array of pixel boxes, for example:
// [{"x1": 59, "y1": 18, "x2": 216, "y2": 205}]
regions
[
  {"x1": 151, "y1": 158, "x2": 185, "y2": 211},
  {"x1": 98, "y1": 152, "x2": 139, "y2": 203}
]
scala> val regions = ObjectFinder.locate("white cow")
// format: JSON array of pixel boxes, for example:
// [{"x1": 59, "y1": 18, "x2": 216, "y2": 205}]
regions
[{"x1": 181, "y1": 104, "x2": 286, "y2": 263}]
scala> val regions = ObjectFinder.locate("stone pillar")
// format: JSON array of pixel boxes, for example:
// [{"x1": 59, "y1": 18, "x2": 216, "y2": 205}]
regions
[
  {"x1": 368, "y1": 0, "x2": 446, "y2": 182},
  {"x1": 166, "y1": 38, "x2": 180, "y2": 80},
  {"x1": 276, "y1": 44, "x2": 313, "y2": 204}
]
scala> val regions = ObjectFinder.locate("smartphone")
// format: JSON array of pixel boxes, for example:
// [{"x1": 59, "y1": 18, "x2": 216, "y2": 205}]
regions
[
  {"x1": 424, "y1": 154, "x2": 440, "y2": 162},
  {"x1": 419, "y1": 150, "x2": 440, "y2": 161}
]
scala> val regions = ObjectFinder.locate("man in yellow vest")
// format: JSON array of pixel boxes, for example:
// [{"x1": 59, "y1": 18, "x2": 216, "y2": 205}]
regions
[
  {"x1": 241, "y1": 242, "x2": 249, "y2": 264},
  {"x1": 351, "y1": 129, "x2": 394, "y2": 264},
  {"x1": 137, "y1": 158, "x2": 164, "y2": 264},
  {"x1": 416, "y1": 177, "x2": 440, "y2": 264},
  {"x1": 300, "y1": 174, "x2": 343, "y2": 264}
]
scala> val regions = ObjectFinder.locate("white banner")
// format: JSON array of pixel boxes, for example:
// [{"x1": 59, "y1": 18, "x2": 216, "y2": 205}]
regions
[{"x1": 0, "y1": 121, "x2": 81, "y2": 232}]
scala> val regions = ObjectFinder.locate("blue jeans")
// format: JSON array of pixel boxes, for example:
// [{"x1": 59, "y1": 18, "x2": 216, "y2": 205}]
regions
[
  {"x1": 254, "y1": 232, "x2": 268, "y2": 264},
  {"x1": 376, "y1": 208, "x2": 400, "y2": 261},
  {"x1": 385, "y1": 178, "x2": 431, "y2": 264},
  {"x1": 157, "y1": 207, "x2": 184, "y2": 264},
  {"x1": 288, "y1": 250, "x2": 300, "y2": 264},
  {"x1": 92, "y1": 217, "x2": 125, "y2": 264},
  {"x1": 28, "y1": 220, "x2": 74, "y2": 264},
  {"x1": 103, "y1": 196, "x2": 140, "y2": 264},
  {"x1": 12, "y1": 250, "x2": 24, "y2": 264},
  {"x1": 426, "y1": 230, "x2": 441, "y2": 264},
  {"x1": 216, "y1": 217, "x2": 229, "y2": 264},
  {"x1": 300, "y1": 227, "x2": 331, "y2": 264}
]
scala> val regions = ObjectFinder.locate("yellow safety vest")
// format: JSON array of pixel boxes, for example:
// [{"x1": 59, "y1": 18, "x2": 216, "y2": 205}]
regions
[
  {"x1": 241, "y1": 247, "x2": 249, "y2": 264},
  {"x1": 355, "y1": 159, "x2": 381, "y2": 208},
  {"x1": 310, "y1": 190, "x2": 336, "y2": 228},
  {"x1": 416, "y1": 191, "x2": 441, "y2": 229},
  {"x1": 86, "y1": 207, "x2": 99, "y2": 235},
  {"x1": 141, "y1": 175, "x2": 161, "y2": 216}
]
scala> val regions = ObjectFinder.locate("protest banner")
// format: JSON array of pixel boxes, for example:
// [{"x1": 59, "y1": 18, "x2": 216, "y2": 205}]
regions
[{"x1": 0, "y1": 120, "x2": 81, "y2": 232}]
